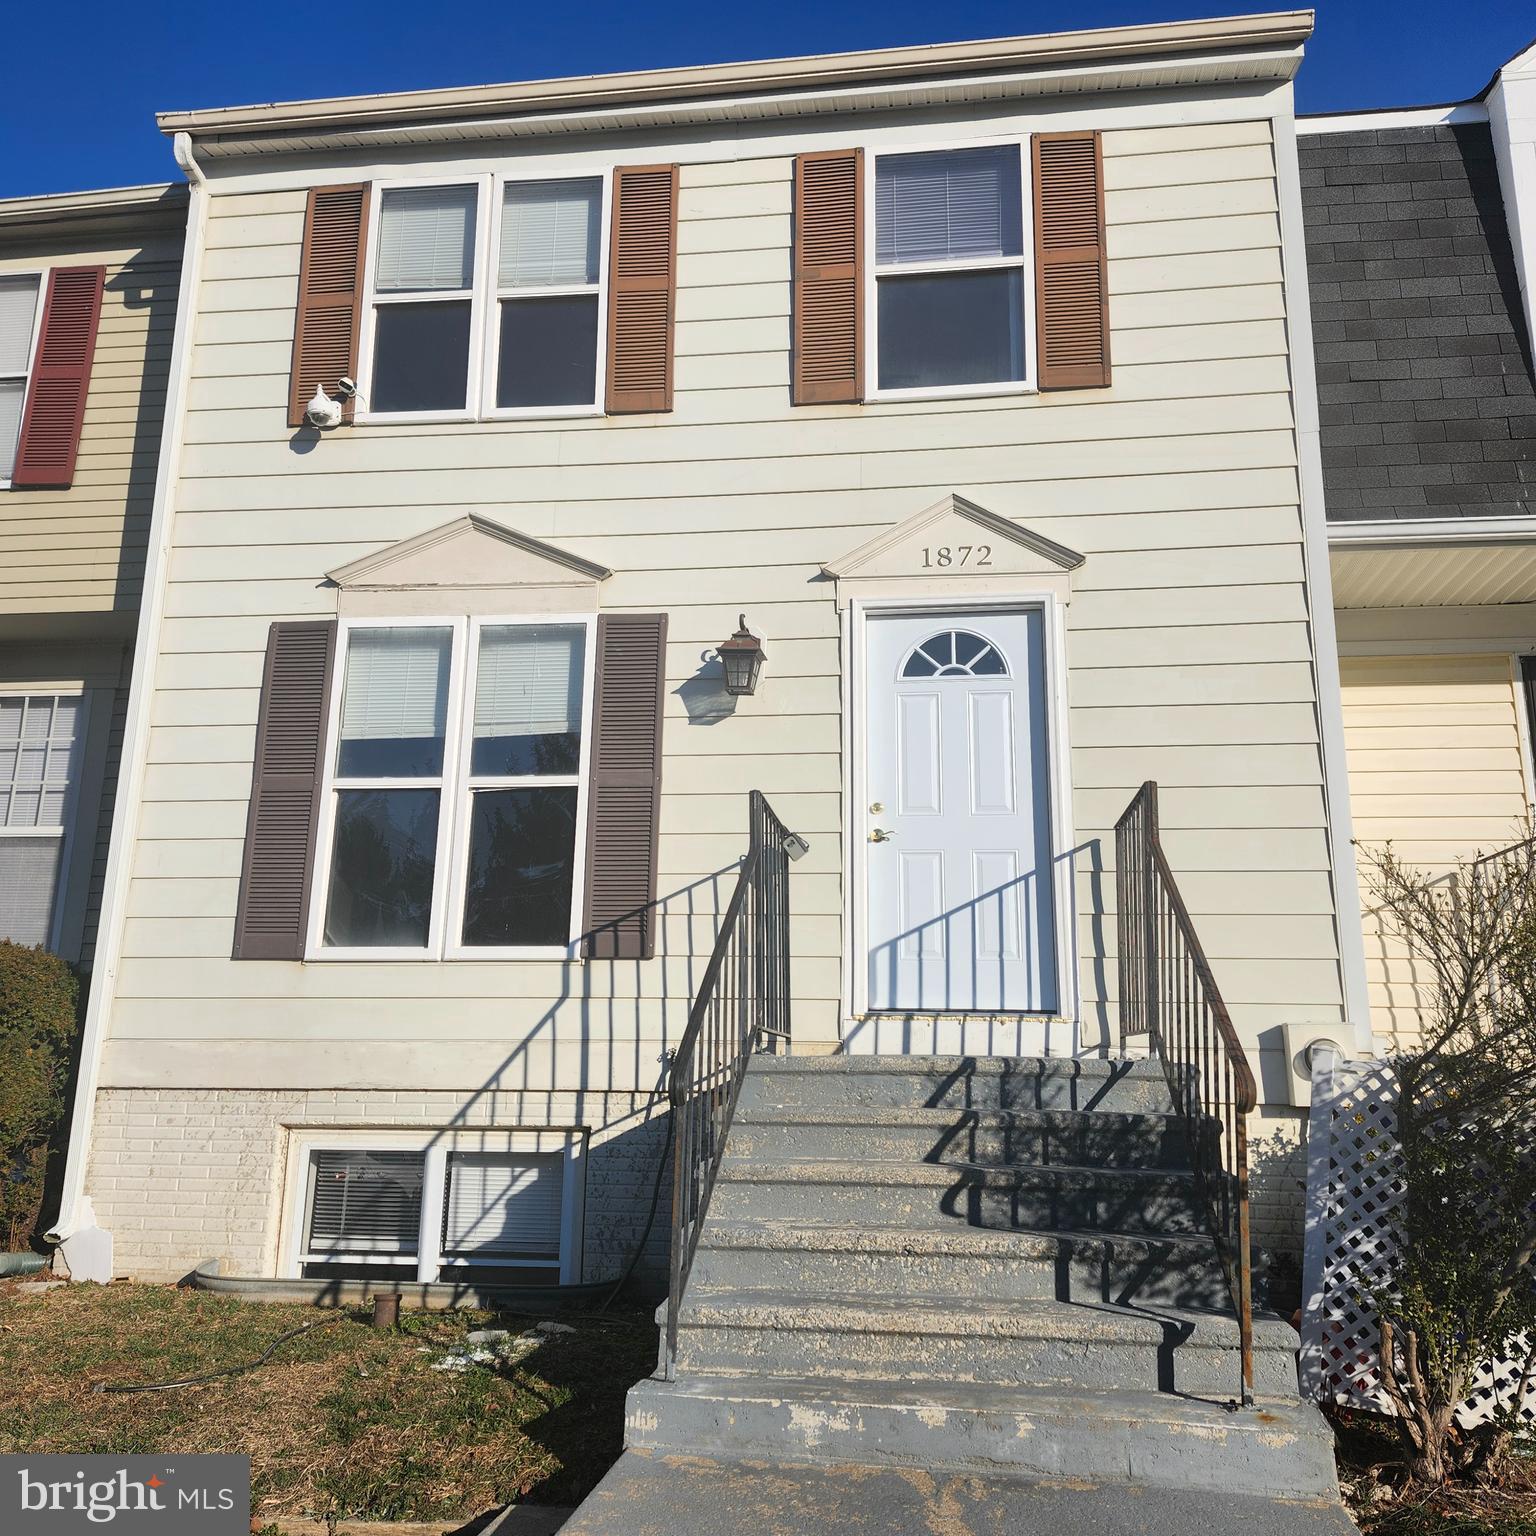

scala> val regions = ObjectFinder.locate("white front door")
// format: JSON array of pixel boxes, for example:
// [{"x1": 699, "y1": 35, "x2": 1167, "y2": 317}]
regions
[{"x1": 863, "y1": 608, "x2": 1057, "y2": 1015}]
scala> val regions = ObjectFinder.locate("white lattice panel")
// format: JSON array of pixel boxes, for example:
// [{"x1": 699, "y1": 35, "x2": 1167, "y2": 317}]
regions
[{"x1": 1300, "y1": 1056, "x2": 1535, "y2": 1428}]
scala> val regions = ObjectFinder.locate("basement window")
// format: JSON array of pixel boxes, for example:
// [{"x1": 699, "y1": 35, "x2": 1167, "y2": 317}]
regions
[{"x1": 290, "y1": 1133, "x2": 586, "y2": 1284}]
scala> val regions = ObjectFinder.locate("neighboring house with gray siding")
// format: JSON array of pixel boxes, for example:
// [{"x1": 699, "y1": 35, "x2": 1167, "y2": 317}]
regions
[
  {"x1": 0, "y1": 184, "x2": 185, "y2": 968},
  {"x1": 49, "y1": 12, "x2": 1370, "y2": 1292},
  {"x1": 1301, "y1": 40, "x2": 1536, "y2": 1047}
]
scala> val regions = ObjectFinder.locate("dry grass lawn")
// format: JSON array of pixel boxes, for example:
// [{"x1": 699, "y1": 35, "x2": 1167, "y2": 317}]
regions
[{"x1": 0, "y1": 1280, "x2": 656, "y2": 1527}]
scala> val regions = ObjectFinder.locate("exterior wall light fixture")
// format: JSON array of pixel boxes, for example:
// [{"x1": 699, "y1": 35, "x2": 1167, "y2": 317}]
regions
[{"x1": 718, "y1": 614, "x2": 765, "y2": 696}]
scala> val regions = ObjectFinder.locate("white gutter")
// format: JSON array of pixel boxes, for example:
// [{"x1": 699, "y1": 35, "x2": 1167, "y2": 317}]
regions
[
  {"x1": 46, "y1": 132, "x2": 209, "y2": 1270},
  {"x1": 1329, "y1": 515, "x2": 1536, "y2": 547},
  {"x1": 155, "y1": 11, "x2": 1315, "y2": 138},
  {"x1": 1272, "y1": 103, "x2": 1376, "y2": 1052}
]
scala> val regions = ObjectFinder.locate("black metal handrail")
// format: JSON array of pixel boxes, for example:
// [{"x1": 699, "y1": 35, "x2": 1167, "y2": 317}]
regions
[
  {"x1": 1116, "y1": 781, "x2": 1258, "y2": 1405},
  {"x1": 664, "y1": 790, "x2": 797, "y2": 1375}
]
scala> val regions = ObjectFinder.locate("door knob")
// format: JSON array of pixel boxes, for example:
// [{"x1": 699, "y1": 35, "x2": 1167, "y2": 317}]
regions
[{"x1": 869, "y1": 828, "x2": 895, "y2": 843}]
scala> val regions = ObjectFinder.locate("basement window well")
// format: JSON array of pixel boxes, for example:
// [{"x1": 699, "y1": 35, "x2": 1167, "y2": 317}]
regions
[{"x1": 286, "y1": 1131, "x2": 586, "y2": 1285}]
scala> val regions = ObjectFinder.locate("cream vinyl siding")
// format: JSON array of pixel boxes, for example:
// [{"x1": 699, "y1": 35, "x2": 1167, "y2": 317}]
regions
[
  {"x1": 1341, "y1": 652, "x2": 1532, "y2": 1046},
  {"x1": 102, "y1": 113, "x2": 1346, "y2": 1095},
  {"x1": 0, "y1": 234, "x2": 181, "y2": 615}
]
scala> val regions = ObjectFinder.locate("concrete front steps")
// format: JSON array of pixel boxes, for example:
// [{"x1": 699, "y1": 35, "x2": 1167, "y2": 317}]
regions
[{"x1": 627, "y1": 1052, "x2": 1343, "y2": 1503}]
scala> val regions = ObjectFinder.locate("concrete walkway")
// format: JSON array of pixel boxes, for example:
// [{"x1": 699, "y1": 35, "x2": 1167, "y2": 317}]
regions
[{"x1": 558, "y1": 1450, "x2": 1361, "y2": 1535}]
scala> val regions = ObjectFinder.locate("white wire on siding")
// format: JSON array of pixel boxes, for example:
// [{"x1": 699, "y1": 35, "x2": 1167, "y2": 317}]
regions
[
  {"x1": 875, "y1": 146, "x2": 1022, "y2": 266},
  {"x1": 500, "y1": 179, "x2": 602, "y2": 288},
  {"x1": 339, "y1": 628, "x2": 451, "y2": 746},
  {"x1": 376, "y1": 186, "x2": 477, "y2": 292},
  {"x1": 473, "y1": 625, "x2": 584, "y2": 744}
]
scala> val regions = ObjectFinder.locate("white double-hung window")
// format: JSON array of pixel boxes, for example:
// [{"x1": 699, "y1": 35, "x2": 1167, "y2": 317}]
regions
[
  {"x1": 492, "y1": 177, "x2": 605, "y2": 411},
  {"x1": 311, "y1": 616, "x2": 594, "y2": 959},
  {"x1": 0, "y1": 693, "x2": 85, "y2": 949},
  {"x1": 366, "y1": 184, "x2": 483, "y2": 416},
  {"x1": 870, "y1": 144, "x2": 1031, "y2": 396},
  {"x1": 359, "y1": 172, "x2": 608, "y2": 421},
  {"x1": 0, "y1": 274, "x2": 42, "y2": 483}
]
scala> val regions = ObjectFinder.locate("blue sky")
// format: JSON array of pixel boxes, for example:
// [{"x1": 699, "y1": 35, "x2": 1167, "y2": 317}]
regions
[{"x1": 1, "y1": 1, "x2": 1532, "y2": 198}]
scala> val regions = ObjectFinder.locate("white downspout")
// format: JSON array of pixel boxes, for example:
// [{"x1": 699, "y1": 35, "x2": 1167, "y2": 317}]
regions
[{"x1": 46, "y1": 133, "x2": 210, "y2": 1277}]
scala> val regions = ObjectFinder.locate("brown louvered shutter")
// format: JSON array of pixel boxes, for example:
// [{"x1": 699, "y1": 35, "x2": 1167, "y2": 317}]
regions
[
  {"x1": 288, "y1": 184, "x2": 370, "y2": 428},
  {"x1": 793, "y1": 149, "x2": 863, "y2": 404},
  {"x1": 1033, "y1": 132, "x2": 1111, "y2": 390},
  {"x1": 606, "y1": 166, "x2": 678, "y2": 413},
  {"x1": 583, "y1": 613, "x2": 668, "y2": 960},
  {"x1": 233, "y1": 621, "x2": 337, "y2": 960},
  {"x1": 11, "y1": 266, "x2": 105, "y2": 489}
]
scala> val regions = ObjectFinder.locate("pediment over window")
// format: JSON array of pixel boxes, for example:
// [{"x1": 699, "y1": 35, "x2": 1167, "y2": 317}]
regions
[
  {"x1": 821, "y1": 494, "x2": 1083, "y2": 605},
  {"x1": 326, "y1": 514, "x2": 610, "y2": 616}
]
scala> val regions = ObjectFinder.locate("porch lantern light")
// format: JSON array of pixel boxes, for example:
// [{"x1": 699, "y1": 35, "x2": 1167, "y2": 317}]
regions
[{"x1": 718, "y1": 614, "x2": 765, "y2": 697}]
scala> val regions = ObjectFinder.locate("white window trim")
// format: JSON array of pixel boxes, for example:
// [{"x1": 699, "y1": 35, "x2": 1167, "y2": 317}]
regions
[
  {"x1": 281, "y1": 1127, "x2": 587, "y2": 1285},
  {"x1": 482, "y1": 166, "x2": 612, "y2": 422},
  {"x1": 861, "y1": 135, "x2": 1038, "y2": 405},
  {"x1": 355, "y1": 170, "x2": 611, "y2": 426},
  {"x1": 306, "y1": 612, "x2": 598, "y2": 962},
  {"x1": 0, "y1": 688, "x2": 89, "y2": 953},
  {"x1": 0, "y1": 269, "x2": 47, "y2": 491}
]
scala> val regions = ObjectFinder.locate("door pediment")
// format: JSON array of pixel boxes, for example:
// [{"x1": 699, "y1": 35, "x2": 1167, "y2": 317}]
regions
[
  {"x1": 822, "y1": 495, "x2": 1083, "y2": 606},
  {"x1": 326, "y1": 514, "x2": 610, "y2": 615}
]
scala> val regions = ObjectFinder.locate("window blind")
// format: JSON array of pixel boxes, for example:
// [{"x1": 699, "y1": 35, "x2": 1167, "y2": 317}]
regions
[
  {"x1": 0, "y1": 381, "x2": 25, "y2": 480},
  {"x1": 473, "y1": 625, "x2": 584, "y2": 746},
  {"x1": 306, "y1": 1149, "x2": 424, "y2": 1253},
  {"x1": 500, "y1": 179, "x2": 601, "y2": 288},
  {"x1": 875, "y1": 146, "x2": 1022, "y2": 267},
  {"x1": 0, "y1": 275, "x2": 39, "y2": 374},
  {"x1": 0, "y1": 837, "x2": 63, "y2": 947},
  {"x1": 338, "y1": 628, "x2": 451, "y2": 749},
  {"x1": 1, "y1": 696, "x2": 82, "y2": 830},
  {"x1": 376, "y1": 186, "x2": 477, "y2": 293},
  {"x1": 442, "y1": 1151, "x2": 563, "y2": 1259}
]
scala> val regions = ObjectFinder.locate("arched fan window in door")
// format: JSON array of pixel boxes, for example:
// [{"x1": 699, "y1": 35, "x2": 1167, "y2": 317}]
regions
[{"x1": 899, "y1": 629, "x2": 1008, "y2": 678}]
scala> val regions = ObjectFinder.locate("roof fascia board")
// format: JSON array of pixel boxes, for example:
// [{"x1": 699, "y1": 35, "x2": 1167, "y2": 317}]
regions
[
  {"x1": 182, "y1": 46, "x2": 1304, "y2": 164},
  {"x1": 1297, "y1": 103, "x2": 1489, "y2": 134},
  {"x1": 158, "y1": 12, "x2": 1314, "y2": 140},
  {"x1": 0, "y1": 183, "x2": 188, "y2": 236}
]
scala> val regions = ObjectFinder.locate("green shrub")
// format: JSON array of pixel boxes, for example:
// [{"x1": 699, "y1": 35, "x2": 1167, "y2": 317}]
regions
[{"x1": 0, "y1": 941, "x2": 80, "y2": 1249}]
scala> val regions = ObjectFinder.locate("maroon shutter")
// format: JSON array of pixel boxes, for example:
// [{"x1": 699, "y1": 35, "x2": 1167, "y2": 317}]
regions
[
  {"x1": 1033, "y1": 132, "x2": 1111, "y2": 390},
  {"x1": 583, "y1": 613, "x2": 668, "y2": 960},
  {"x1": 605, "y1": 166, "x2": 678, "y2": 413},
  {"x1": 11, "y1": 266, "x2": 106, "y2": 489},
  {"x1": 793, "y1": 149, "x2": 863, "y2": 404},
  {"x1": 233, "y1": 621, "x2": 337, "y2": 960},
  {"x1": 289, "y1": 184, "x2": 369, "y2": 428}
]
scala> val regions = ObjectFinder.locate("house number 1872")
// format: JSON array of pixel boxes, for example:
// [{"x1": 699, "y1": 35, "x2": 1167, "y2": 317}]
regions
[{"x1": 921, "y1": 545, "x2": 992, "y2": 568}]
